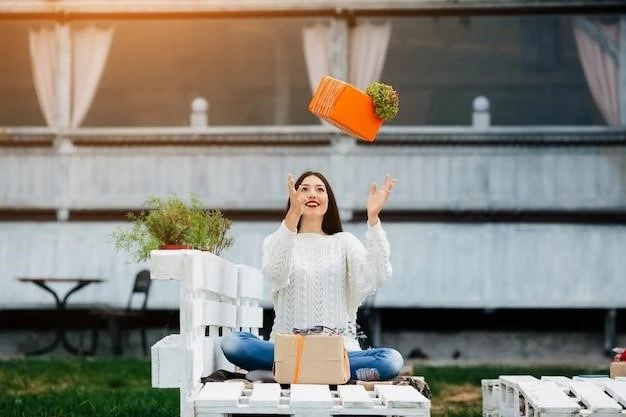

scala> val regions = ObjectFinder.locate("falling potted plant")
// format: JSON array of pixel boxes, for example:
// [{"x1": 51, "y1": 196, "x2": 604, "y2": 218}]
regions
[
  {"x1": 111, "y1": 194, "x2": 234, "y2": 262},
  {"x1": 308, "y1": 76, "x2": 399, "y2": 142}
]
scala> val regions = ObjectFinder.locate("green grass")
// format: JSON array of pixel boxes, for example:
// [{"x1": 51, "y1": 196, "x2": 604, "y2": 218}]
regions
[
  {"x1": 0, "y1": 358, "x2": 612, "y2": 417},
  {"x1": 0, "y1": 358, "x2": 177, "y2": 417}
]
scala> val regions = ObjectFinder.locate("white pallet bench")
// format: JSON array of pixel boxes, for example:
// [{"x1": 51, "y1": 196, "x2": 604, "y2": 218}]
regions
[
  {"x1": 149, "y1": 249, "x2": 431, "y2": 417},
  {"x1": 193, "y1": 383, "x2": 430, "y2": 416},
  {"x1": 482, "y1": 375, "x2": 626, "y2": 417}
]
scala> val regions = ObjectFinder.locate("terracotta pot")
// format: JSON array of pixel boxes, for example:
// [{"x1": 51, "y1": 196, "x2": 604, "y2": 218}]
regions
[
  {"x1": 308, "y1": 76, "x2": 384, "y2": 142},
  {"x1": 158, "y1": 244, "x2": 193, "y2": 250}
]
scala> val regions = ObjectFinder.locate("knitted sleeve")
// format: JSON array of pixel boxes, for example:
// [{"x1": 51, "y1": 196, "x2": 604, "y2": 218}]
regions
[
  {"x1": 345, "y1": 221, "x2": 392, "y2": 314},
  {"x1": 262, "y1": 220, "x2": 297, "y2": 293}
]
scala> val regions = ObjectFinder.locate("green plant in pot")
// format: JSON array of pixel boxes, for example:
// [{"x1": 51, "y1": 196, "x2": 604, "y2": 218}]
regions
[
  {"x1": 112, "y1": 194, "x2": 234, "y2": 262},
  {"x1": 365, "y1": 82, "x2": 400, "y2": 121}
]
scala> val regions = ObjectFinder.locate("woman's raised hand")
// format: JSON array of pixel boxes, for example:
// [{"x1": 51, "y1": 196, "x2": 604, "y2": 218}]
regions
[
  {"x1": 366, "y1": 174, "x2": 397, "y2": 226},
  {"x1": 285, "y1": 174, "x2": 305, "y2": 231}
]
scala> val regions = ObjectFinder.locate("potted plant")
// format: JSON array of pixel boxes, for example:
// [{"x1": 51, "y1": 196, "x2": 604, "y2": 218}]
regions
[
  {"x1": 308, "y1": 76, "x2": 399, "y2": 142},
  {"x1": 112, "y1": 194, "x2": 234, "y2": 262}
]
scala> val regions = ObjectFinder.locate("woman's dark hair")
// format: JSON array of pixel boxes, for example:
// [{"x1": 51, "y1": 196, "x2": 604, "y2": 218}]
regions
[{"x1": 286, "y1": 171, "x2": 343, "y2": 235}]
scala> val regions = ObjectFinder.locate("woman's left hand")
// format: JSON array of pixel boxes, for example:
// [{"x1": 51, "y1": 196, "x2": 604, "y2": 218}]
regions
[{"x1": 366, "y1": 174, "x2": 397, "y2": 225}]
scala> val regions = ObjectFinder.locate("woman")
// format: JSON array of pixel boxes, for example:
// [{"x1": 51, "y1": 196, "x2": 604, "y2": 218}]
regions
[{"x1": 221, "y1": 171, "x2": 403, "y2": 381}]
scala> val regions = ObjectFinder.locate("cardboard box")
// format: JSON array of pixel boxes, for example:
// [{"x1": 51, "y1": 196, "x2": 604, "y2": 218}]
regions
[
  {"x1": 610, "y1": 361, "x2": 626, "y2": 378},
  {"x1": 273, "y1": 333, "x2": 350, "y2": 385}
]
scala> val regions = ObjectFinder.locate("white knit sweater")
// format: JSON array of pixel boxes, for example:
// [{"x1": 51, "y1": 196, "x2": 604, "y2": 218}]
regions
[{"x1": 262, "y1": 220, "x2": 392, "y2": 351}]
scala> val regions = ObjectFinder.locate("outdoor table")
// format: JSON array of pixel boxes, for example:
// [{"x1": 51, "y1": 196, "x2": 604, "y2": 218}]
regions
[{"x1": 17, "y1": 277, "x2": 105, "y2": 355}]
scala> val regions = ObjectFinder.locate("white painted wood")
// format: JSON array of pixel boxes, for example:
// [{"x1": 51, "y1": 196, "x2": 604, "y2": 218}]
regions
[
  {"x1": 481, "y1": 379, "x2": 500, "y2": 414},
  {"x1": 602, "y1": 380, "x2": 626, "y2": 408},
  {"x1": 195, "y1": 382, "x2": 245, "y2": 407},
  {"x1": 573, "y1": 376, "x2": 615, "y2": 388},
  {"x1": 201, "y1": 300, "x2": 238, "y2": 328},
  {"x1": 150, "y1": 249, "x2": 197, "y2": 281},
  {"x1": 249, "y1": 383, "x2": 282, "y2": 407},
  {"x1": 499, "y1": 376, "x2": 539, "y2": 417},
  {"x1": 180, "y1": 251, "x2": 202, "y2": 417},
  {"x1": 541, "y1": 376, "x2": 572, "y2": 391},
  {"x1": 289, "y1": 384, "x2": 334, "y2": 408},
  {"x1": 237, "y1": 305, "x2": 263, "y2": 329},
  {"x1": 337, "y1": 385, "x2": 374, "y2": 408},
  {"x1": 202, "y1": 337, "x2": 217, "y2": 376},
  {"x1": 374, "y1": 385, "x2": 431, "y2": 409},
  {"x1": 517, "y1": 381, "x2": 581, "y2": 415},
  {"x1": 237, "y1": 264, "x2": 263, "y2": 299},
  {"x1": 151, "y1": 334, "x2": 181, "y2": 388},
  {"x1": 215, "y1": 334, "x2": 236, "y2": 372},
  {"x1": 202, "y1": 252, "x2": 238, "y2": 298},
  {"x1": 569, "y1": 380, "x2": 622, "y2": 414}
]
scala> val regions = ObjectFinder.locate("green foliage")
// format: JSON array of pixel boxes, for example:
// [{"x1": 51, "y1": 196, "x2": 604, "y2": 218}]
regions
[
  {"x1": 366, "y1": 82, "x2": 400, "y2": 121},
  {"x1": 111, "y1": 194, "x2": 234, "y2": 262}
]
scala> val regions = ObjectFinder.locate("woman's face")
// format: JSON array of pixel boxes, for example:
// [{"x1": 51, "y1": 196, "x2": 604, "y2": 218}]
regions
[{"x1": 298, "y1": 175, "x2": 329, "y2": 217}]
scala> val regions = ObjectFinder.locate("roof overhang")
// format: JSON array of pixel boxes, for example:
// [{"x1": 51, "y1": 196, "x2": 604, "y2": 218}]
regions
[{"x1": 0, "y1": 0, "x2": 625, "y2": 19}]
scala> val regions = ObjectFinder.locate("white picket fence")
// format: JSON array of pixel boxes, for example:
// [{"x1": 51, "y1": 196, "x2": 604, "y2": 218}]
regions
[
  {"x1": 149, "y1": 249, "x2": 431, "y2": 417},
  {"x1": 483, "y1": 375, "x2": 626, "y2": 417}
]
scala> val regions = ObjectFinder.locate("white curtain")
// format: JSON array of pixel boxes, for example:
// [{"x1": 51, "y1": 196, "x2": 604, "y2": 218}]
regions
[
  {"x1": 303, "y1": 23, "x2": 332, "y2": 95},
  {"x1": 349, "y1": 21, "x2": 392, "y2": 91},
  {"x1": 573, "y1": 20, "x2": 620, "y2": 126},
  {"x1": 71, "y1": 25, "x2": 114, "y2": 127},
  {"x1": 302, "y1": 20, "x2": 392, "y2": 93},
  {"x1": 29, "y1": 24, "x2": 113, "y2": 128},
  {"x1": 29, "y1": 27, "x2": 58, "y2": 127}
]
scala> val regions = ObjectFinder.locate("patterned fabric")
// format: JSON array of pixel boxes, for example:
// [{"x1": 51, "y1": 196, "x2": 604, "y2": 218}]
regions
[{"x1": 262, "y1": 220, "x2": 392, "y2": 352}]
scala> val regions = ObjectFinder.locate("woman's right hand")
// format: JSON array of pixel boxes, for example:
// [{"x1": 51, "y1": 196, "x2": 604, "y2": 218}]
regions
[{"x1": 285, "y1": 174, "x2": 305, "y2": 231}]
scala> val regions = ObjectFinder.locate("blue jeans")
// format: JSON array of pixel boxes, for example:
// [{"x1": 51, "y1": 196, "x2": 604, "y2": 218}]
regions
[{"x1": 220, "y1": 331, "x2": 404, "y2": 381}]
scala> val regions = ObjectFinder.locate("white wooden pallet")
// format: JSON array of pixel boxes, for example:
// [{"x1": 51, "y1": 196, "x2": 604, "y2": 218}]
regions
[
  {"x1": 150, "y1": 249, "x2": 431, "y2": 417},
  {"x1": 482, "y1": 375, "x2": 626, "y2": 417},
  {"x1": 194, "y1": 382, "x2": 431, "y2": 416}
]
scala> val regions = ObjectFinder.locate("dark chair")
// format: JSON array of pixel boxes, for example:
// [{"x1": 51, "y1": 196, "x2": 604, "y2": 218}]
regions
[{"x1": 89, "y1": 269, "x2": 152, "y2": 356}]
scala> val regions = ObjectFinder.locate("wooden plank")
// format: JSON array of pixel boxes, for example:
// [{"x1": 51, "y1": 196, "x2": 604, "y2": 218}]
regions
[
  {"x1": 374, "y1": 384, "x2": 430, "y2": 409},
  {"x1": 150, "y1": 334, "x2": 181, "y2": 388},
  {"x1": 541, "y1": 376, "x2": 572, "y2": 391},
  {"x1": 518, "y1": 381, "x2": 580, "y2": 414},
  {"x1": 500, "y1": 375, "x2": 539, "y2": 388},
  {"x1": 569, "y1": 380, "x2": 622, "y2": 414},
  {"x1": 238, "y1": 264, "x2": 263, "y2": 299},
  {"x1": 249, "y1": 383, "x2": 282, "y2": 407},
  {"x1": 602, "y1": 380, "x2": 626, "y2": 408},
  {"x1": 195, "y1": 382, "x2": 245, "y2": 407},
  {"x1": 337, "y1": 385, "x2": 374, "y2": 408},
  {"x1": 202, "y1": 300, "x2": 237, "y2": 328},
  {"x1": 573, "y1": 376, "x2": 614, "y2": 388},
  {"x1": 289, "y1": 384, "x2": 334, "y2": 408},
  {"x1": 202, "y1": 252, "x2": 238, "y2": 298},
  {"x1": 481, "y1": 379, "x2": 500, "y2": 412},
  {"x1": 237, "y1": 305, "x2": 263, "y2": 328},
  {"x1": 150, "y1": 249, "x2": 195, "y2": 280}
]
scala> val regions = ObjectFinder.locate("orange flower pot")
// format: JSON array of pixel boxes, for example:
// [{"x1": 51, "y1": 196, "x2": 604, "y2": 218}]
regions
[{"x1": 308, "y1": 76, "x2": 384, "y2": 142}]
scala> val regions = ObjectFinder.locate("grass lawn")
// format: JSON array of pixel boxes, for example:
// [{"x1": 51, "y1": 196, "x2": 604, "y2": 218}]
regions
[{"x1": 0, "y1": 358, "x2": 609, "y2": 417}]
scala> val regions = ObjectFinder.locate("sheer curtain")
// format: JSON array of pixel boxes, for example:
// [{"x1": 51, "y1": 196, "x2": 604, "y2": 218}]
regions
[
  {"x1": 349, "y1": 21, "x2": 392, "y2": 91},
  {"x1": 303, "y1": 23, "x2": 332, "y2": 95},
  {"x1": 302, "y1": 20, "x2": 392, "y2": 92},
  {"x1": 573, "y1": 18, "x2": 620, "y2": 126},
  {"x1": 29, "y1": 26, "x2": 58, "y2": 127},
  {"x1": 71, "y1": 25, "x2": 114, "y2": 127},
  {"x1": 29, "y1": 24, "x2": 114, "y2": 128}
]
